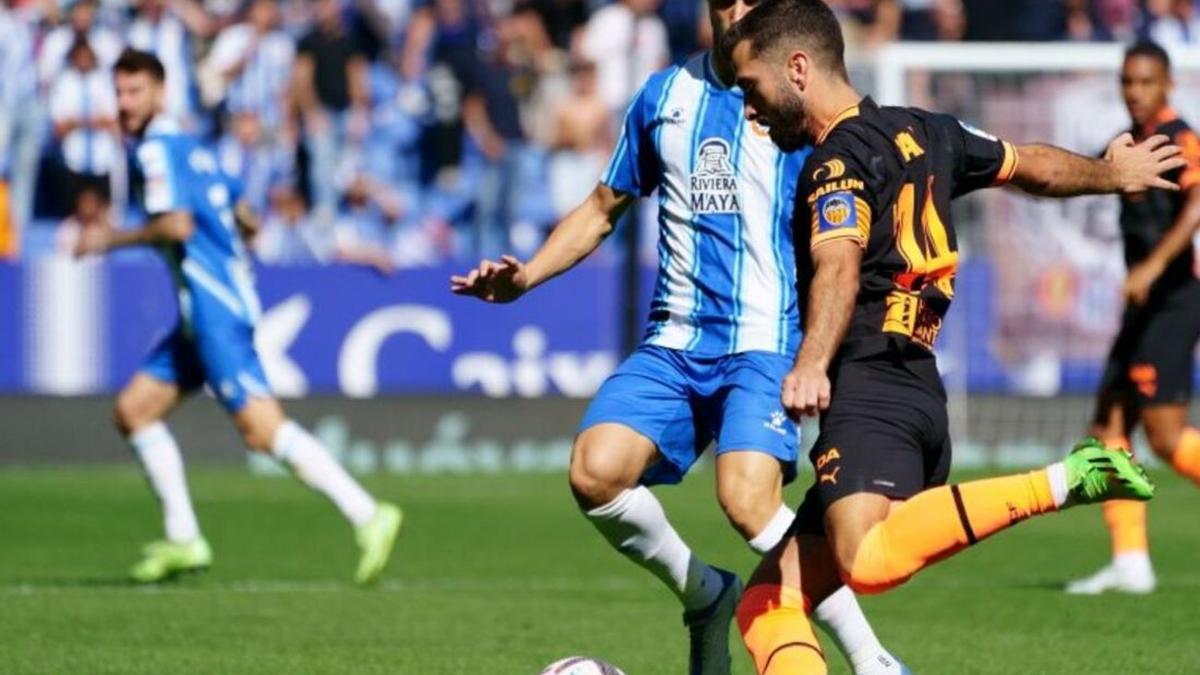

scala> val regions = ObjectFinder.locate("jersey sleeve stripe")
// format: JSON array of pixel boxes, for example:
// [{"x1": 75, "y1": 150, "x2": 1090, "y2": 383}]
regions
[
  {"x1": 181, "y1": 258, "x2": 247, "y2": 319},
  {"x1": 1182, "y1": 168, "x2": 1200, "y2": 191},
  {"x1": 602, "y1": 133, "x2": 631, "y2": 186},
  {"x1": 1177, "y1": 130, "x2": 1200, "y2": 191},
  {"x1": 811, "y1": 229, "x2": 865, "y2": 249},
  {"x1": 992, "y1": 140, "x2": 1019, "y2": 186}
]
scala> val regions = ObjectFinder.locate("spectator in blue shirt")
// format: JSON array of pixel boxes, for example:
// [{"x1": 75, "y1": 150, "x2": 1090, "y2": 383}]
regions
[
  {"x1": 49, "y1": 38, "x2": 119, "y2": 213},
  {"x1": 200, "y1": 0, "x2": 296, "y2": 128}
]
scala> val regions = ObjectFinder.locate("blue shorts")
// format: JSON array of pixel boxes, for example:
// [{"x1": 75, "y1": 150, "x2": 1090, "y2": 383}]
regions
[
  {"x1": 140, "y1": 318, "x2": 271, "y2": 414},
  {"x1": 580, "y1": 345, "x2": 798, "y2": 486}
]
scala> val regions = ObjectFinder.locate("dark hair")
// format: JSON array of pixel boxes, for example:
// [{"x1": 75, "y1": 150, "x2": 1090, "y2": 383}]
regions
[
  {"x1": 719, "y1": 0, "x2": 847, "y2": 81},
  {"x1": 67, "y1": 34, "x2": 95, "y2": 61},
  {"x1": 113, "y1": 48, "x2": 166, "y2": 82},
  {"x1": 1125, "y1": 40, "x2": 1170, "y2": 72}
]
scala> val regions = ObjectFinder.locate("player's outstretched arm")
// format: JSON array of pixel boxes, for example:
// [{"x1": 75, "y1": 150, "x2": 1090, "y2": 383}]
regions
[
  {"x1": 450, "y1": 184, "x2": 635, "y2": 303},
  {"x1": 782, "y1": 239, "x2": 862, "y2": 420},
  {"x1": 74, "y1": 211, "x2": 195, "y2": 258},
  {"x1": 1009, "y1": 133, "x2": 1185, "y2": 197}
]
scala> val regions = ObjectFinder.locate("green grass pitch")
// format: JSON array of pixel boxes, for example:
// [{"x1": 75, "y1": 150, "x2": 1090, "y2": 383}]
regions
[{"x1": 1, "y1": 466, "x2": 1198, "y2": 674}]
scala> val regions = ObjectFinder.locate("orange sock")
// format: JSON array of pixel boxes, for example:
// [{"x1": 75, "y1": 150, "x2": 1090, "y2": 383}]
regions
[
  {"x1": 1171, "y1": 428, "x2": 1200, "y2": 485},
  {"x1": 846, "y1": 469, "x2": 1059, "y2": 594},
  {"x1": 1103, "y1": 500, "x2": 1148, "y2": 554},
  {"x1": 1096, "y1": 436, "x2": 1148, "y2": 555},
  {"x1": 736, "y1": 584, "x2": 826, "y2": 675}
]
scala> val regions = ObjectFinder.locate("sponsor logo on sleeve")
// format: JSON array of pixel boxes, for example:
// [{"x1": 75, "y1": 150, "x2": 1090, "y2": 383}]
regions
[
  {"x1": 816, "y1": 191, "x2": 857, "y2": 233},
  {"x1": 812, "y1": 158, "x2": 846, "y2": 181}
]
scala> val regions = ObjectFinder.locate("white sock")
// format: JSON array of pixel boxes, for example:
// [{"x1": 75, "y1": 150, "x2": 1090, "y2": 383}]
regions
[
  {"x1": 814, "y1": 585, "x2": 892, "y2": 673},
  {"x1": 1046, "y1": 461, "x2": 1069, "y2": 507},
  {"x1": 1114, "y1": 550, "x2": 1154, "y2": 575},
  {"x1": 586, "y1": 486, "x2": 723, "y2": 610},
  {"x1": 271, "y1": 420, "x2": 376, "y2": 527},
  {"x1": 747, "y1": 504, "x2": 795, "y2": 554},
  {"x1": 128, "y1": 422, "x2": 200, "y2": 543}
]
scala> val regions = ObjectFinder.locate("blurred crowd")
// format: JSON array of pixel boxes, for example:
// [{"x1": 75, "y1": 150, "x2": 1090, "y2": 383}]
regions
[{"x1": 0, "y1": 0, "x2": 1196, "y2": 269}]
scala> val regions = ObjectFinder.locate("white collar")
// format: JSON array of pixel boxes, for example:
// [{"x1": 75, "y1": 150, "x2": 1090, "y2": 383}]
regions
[{"x1": 145, "y1": 114, "x2": 180, "y2": 137}]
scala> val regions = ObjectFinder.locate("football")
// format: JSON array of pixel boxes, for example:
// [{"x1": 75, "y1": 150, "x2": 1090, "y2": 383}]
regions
[{"x1": 539, "y1": 656, "x2": 627, "y2": 675}]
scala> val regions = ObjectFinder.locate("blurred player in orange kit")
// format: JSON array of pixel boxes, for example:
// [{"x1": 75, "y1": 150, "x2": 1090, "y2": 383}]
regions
[{"x1": 1066, "y1": 41, "x2": 1200, "y2": 596}]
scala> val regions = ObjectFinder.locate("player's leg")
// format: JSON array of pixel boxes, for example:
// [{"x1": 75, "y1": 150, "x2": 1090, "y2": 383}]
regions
[
  {"x1": 115, "y1": 373, "x2": 194, "y2": 541},
  {"x1": 1070, "y1": 299, "x2": 1200, "y2": 594},
  {"x1": 571, "y1": 422, "x2": 728, "y2": 608},
  {"x1": 230, "y1": 396, "x2": 402, "y2": 584},
  {"x1": 572, "y1": 346, "x2": 734, "y2": 675},
  {"x1": 734, "y1": 354, "x2": 935, "y2": 675},
  {"x1": 811, "y1": 356, "x2": 1144, "y2": 595},
  {"x1": 199, "y1": 320, "x2": 401, "y2": 584},
  {"x1": 1138, "y1": 287, "x2": 1200, "y2": 484},
  {"x1": 1065, "y1": 389, "x2": 1154, "y2": 594},
  {"x1": 231, "y1": 396, "x2": 374, "y2": 527},
  {"x1": 118, "y1": 330, "x2": 211, "y2": 583},
  {"x1": 738, "y1": 511, "x2": 909, "y2": 675},
  {"x1": 734, "y1": 357, "x2": 1152, "y2": 674},
  {"x1": 712, "y1": 352, "x2": 905, "y2": 675},
  {"x1": 735, "y1": 487, "x2": 870, "y2": 675},
  {"x1": 714, "y1": 451, "x2": 787, "y2": 544},
  {"x1": 824, "y1": 437, "x2": 1152, "y2": 596},
  {"x1": 1143, "y1": 404, "x2": 1200, "y2": 483}
]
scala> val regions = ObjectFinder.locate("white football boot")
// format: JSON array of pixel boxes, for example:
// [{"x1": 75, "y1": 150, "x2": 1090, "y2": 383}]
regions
[{"x1": 1065, "y1": 552, "x2": 1157, "y2": 595}]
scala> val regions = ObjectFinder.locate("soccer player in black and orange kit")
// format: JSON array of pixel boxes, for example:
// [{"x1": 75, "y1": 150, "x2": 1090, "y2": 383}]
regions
[
  {"x1": 1065, "y1": 42, "x2": 1200, "y2": 596},
  {"x1": 716, "y1": 1, "x2": 1188, "y2": 672}
]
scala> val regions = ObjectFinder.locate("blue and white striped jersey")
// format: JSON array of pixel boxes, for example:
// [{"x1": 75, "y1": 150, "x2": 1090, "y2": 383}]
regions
[
  {"x1": 131, "y1": 116, "x2": 261, "y2": 331},
  {"x1": 602, "y1": 52, "x2": 810, "y2": 356}
]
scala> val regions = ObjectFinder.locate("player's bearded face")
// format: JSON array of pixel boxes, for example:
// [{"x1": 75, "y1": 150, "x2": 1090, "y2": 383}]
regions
[
  {"x1": 765, "y1": 75, "x2": 810, "y2": 152},
  {"x1": 115, "y1": 72, "x2": 159, "y2": 137}
]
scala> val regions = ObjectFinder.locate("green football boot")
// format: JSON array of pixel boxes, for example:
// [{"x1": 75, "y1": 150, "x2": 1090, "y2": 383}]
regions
[
  {"x1": 1062, "y1": 437, "x2": 1155, "y2": 507},
  {"x1": 129, "y1": 538, "x2": 212, "y2": 584},
  {"x1": 354, "y1": 502, "x2": 403, "y2": 585}
]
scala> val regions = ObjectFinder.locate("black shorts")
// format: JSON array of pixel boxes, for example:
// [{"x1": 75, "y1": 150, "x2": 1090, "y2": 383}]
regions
[
  {"x1": 1098, "y1": 281, "x2": 1200, "y2": 407},
  {"x1": 794, "y1": 349, "x2": 952, "y2": 535}
]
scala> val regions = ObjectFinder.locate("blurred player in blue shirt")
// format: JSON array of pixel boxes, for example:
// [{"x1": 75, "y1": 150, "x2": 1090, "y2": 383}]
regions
[
  {"x1": 452, "y1": 2, "x2": 906, "y2": 674},
  {"x1": 75, "y1": 49, "x2": 401, "y2": 586}
]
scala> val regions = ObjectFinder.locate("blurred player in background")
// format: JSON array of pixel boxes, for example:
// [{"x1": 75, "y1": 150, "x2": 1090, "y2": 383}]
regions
[
  {"x1": 74, "y1": 49, "x2": 401, "y2": 585},
  {"x1": 1066, "y1": 41, "x2": 1200, "y2": 596},
  {"x1": 720, "y1": 1, "x2": 1182, "y2": 672},
  {"x1": 452, "y1": 2, "x2": 910, "y2": 674}
]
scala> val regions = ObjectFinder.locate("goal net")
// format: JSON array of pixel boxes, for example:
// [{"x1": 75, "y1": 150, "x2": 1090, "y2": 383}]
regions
[{"x1": 856, "y1": 43, "x2": 1200, "y2": 467}]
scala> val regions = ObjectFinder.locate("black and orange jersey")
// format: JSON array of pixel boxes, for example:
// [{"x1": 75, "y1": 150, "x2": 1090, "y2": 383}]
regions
[
  {"x1": 1119, "y1": 107, "x2": 1200, "y2": 293},
  {"x1": 794, "y1": 96, "x2": 1017, "y2": 359}
]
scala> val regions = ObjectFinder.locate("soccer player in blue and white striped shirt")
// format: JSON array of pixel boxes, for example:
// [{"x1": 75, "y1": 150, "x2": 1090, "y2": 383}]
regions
[
  {"x1": 75, "y1": 50, "x2": 401, "y2": 587},
  {"x1": 452, "y1": 2, "x2": 906, "y2": 673}
]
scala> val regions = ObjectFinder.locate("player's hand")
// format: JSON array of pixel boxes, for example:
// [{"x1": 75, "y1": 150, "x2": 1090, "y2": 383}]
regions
[
  {"x1": 781, "y1": 360, "x2": 831, "y2": 420},
  {"x1": 1107, "y1": 133, "x2": 1187, "y2": 194},
  {"x1": 1123, "y1": 259, "x2": 1163, "y2": 306},
  {"x1": 450, "y1": 255, "x2": 530, "y2": 303},
  {"x1": 73, "y1": 226, "x2": 111, "y2": 258},
  {"x1": 233, "y1": 200, "x2": 262, "y2": 240}
]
